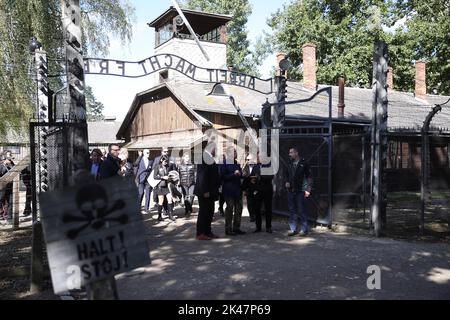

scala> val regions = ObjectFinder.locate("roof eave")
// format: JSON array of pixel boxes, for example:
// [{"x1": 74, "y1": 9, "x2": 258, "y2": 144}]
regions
[
  {"x1": 165, "y1": 82, "x2": 213, "y2": 127},
  {"x1": 116, "y1": 83, "x2": 167, "y2": 140},
  {"x1": 148, "y1": 7, "x2": 232, "y2": 28},
  {"x1": 116, "y1": 82, "x2": 213, "y2": 140}
]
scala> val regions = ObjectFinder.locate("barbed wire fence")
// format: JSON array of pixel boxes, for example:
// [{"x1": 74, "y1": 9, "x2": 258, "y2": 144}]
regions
[{"x1": 385, "y1": 98, "x2": 450, "y2": 240}]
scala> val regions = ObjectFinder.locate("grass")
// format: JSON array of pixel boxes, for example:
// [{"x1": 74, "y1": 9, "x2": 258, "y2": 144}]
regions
[{"x1": 387, "y1": 191, "x2": 450, "y2": 202}]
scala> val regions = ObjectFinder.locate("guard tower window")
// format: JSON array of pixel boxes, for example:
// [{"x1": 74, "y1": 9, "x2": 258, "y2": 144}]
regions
[
  {"x1": 203, "y1": 27, "x2": 220, "y2": 42},
  {"x1": 149, "y1": 7, "x2": 232, "y2": 49},
  {"x1": 157, "y1": 24, "x2": 174, "y2": 46}
]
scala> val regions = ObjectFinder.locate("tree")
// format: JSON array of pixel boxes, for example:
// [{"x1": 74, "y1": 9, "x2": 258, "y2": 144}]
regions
[
  {"x1": 0, "y1": 0, "x2": 135, "y2": 135},
  {"x1": 267, "y1": 0, "x2": 390, "y2": 88},
  {"x1": 85, "y1": 86, "x2": 105, "y2": 121},
  {"x1": 182, "y1": 0, "x2": 267, "y2": 75},
  {"x1": 389, "y1": 0, "x2": 450, "y2": 95},
  {"x1": 266, "y1": 0, "x2": 450, "y2": 95}
]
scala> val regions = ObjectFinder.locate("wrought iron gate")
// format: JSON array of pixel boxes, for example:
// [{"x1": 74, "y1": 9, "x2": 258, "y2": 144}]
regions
[
  {"x1": 29, "y1": 121, "x2": 87, "y2": 220},
  {"x1": 265, "y1": 87, "x2": 334, "y2": 226}
]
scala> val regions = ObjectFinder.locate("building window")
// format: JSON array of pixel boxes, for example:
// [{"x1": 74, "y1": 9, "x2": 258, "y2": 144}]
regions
[
  {"x1": 157, "y1": 24, "x2": 174, "y2": 47},
  {"x1": 211, "y1": 83, "x2": 226, "y2": 96},
  {"x1": 3, "y1": 145, "x2": 20, "y2": 155},
  {"x1": 388, "y1": 141, "x2": 406, "y2": 169},
  {"x1": 202, "y1": 27, "x2": 221, "y2": 42},
  {"x1": 160, "y1": 70, "x2": 169, "y2": 82}
]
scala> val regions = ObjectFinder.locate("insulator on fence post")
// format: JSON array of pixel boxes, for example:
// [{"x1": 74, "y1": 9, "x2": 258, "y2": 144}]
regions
[
  {"x1": 36, "y1": 51, "x2": 49, "y2": 122},
  {"x1": 34, "y1": 49, "x2": 50, "y2": 193},
  {"x1": 261, "y1": 100, "x2": 272, "y2": 129},
  {"x1": 273, "y1": 76, "x2": 287, "y2": 128}
]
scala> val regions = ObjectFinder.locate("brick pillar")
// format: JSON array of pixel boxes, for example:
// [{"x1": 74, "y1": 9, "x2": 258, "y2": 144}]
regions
[
  {"x1": 302, "y1": 43, "x2": 317, "y2": 90},
  {"x1": 276, "y1": 52, "x2": 287, "y2": 77},
  {"x1": 219, "y1": 25, "x2": 227, "y2": 44},
  {"x1": 387, "y1": 67, "x2": 394, "y2": 92},
  {"x1": 338, "y1": 77, "x2": 345, "y2": 118},
  {"x1": 415, "y1": 60, "x2": 427, "y2": 100},
  {"x1": 228, "y1": 65, "x2": 235, "y2": 82}
]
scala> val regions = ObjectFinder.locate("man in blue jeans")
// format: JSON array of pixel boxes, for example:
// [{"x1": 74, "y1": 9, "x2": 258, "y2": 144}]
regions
[{"x1": 284, "y1": 147, "x2": 313, "y2": 236}]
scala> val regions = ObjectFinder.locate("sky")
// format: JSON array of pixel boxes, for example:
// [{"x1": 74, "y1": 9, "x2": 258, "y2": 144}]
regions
[{"x1": 85, "y1": 0, "x2": 289, "y2": 121}]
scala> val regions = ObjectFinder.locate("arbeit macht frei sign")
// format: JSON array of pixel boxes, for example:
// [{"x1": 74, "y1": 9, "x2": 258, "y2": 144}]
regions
[{"x1": 84, "y1": 54, "x2": 274, "y2": 94}]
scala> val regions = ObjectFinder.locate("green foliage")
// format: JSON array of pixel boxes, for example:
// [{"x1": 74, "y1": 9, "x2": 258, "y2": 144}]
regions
[
  {"x1": 389, "y1": 0, "x2": 450, "y2": 95},
  {"x1": 267, "y1": 0, "x2": 390, "y2": 87},
  {"x1": 267, "y1": 0, "x2": 450, "y2": 95},
  {"x1": 0, "y1": 0, "x2": 37, "y2": 136},
  {"x1": 80, "y1": 0, "x2": 135, "y2": 56},
  {"x1": 182, "y1": 0, "x2": 267, "y2": 76},
  {"x1": 85, "y1": 86, "x2": 105, "y2": 121},
  {"x1": 0, "y1": 0, "x2": 135, "y2": 135}
]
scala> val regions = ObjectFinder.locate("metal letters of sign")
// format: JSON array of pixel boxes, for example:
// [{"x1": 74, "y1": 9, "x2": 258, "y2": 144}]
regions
[
  {"x1": 39, "y1": 177, "x2": 150, "y2": 294},
  {"x1": 84, "y1": 54, "x2": 274, "y2": 95}
]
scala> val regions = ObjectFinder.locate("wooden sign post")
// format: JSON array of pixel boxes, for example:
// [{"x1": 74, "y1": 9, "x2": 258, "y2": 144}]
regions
[{"x1": 39, "y1": 177, "x2": 151, "y2": 297}]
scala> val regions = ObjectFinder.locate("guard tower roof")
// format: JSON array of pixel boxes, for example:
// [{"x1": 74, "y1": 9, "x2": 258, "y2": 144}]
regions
[{"x1": 148, "y1": 6, "x2": 232, "y2": 35}]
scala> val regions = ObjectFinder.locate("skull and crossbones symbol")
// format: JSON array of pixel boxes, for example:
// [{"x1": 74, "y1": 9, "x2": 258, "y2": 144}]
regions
[{"x1": 63, "y1": 184, "x2": 128, "y2": 240}]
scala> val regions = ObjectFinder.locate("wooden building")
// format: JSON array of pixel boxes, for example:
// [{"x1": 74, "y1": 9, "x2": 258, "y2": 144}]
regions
[
  {"x1": 117, "y1": 7, "x2": 450, "y2": 220},
  {"x1": 1, "y1": 118, "x2": 124, "y2": 162},
  {"x1": 117, "y1": 7, "x2": 261, "y2": 160}
]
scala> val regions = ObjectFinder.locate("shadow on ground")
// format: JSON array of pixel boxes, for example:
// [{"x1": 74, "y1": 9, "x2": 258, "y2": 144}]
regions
[
  {"x1": 116, "y1": 205, "x2": 450, "y2": 300},
  {"x1": 0, "y1": 221, "x2": 57, "y2": 300}
]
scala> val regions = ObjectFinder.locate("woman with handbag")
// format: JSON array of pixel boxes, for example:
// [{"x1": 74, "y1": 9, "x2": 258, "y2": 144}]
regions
[
  {"x1": 153, "y1": 156, "x2": 177, "y2": 222},
  {"x1": 178, "y1": 154, "x2": 196, "y2": 218}
]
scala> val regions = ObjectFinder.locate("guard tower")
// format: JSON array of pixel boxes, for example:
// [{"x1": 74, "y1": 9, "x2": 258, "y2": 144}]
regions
[{"x1": 148, "y1": 6, "x2": 232, "y2": 82}]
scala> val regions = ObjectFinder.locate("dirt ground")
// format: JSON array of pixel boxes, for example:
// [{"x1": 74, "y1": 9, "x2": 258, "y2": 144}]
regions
[
  {"x1": 1, "y1": 196, "x2": 449, "y2": 300},
  {"x1": 116, "y1": 207, "x2": 450, "y2": 300},
  {"x1": 0, "y1": 219, "x2": 57, "y2": 300},
  {"x1": 333, "y1": 191, "x2": 450, "y2": 243}
]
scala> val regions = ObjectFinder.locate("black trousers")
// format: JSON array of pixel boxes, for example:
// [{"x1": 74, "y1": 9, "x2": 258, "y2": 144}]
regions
[
  {"x1": 218, "y1": 192, "x2": 225, "y2": 213},
  {"x1": 23, "y1": 184, "x2": 32, "y2": 215},
  {"x1": 255, "y1": 187, "x2": 272, "y2": 230},
  {"x1": 247, "y1": 196, "x2": 261, "y2": 228},
  {"x1": 197, "y1": 196, "x2": 215, "y2": 236},
  {"x1": 262, "y1": 188, "x2": 273, "y2": 229}
]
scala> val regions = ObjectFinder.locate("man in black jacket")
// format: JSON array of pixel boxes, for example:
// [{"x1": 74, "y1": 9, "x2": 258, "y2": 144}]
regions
[
  {"x1": 20, "y1": 166, "x2": 32, "y2": 217},
  {"x1": 136, "y1": 149, "x2": 154, "y2": 213},
  {"x1": 242, "y1": 153, "x2": 273, "y2": 233},
  {"x1": 194, "y1": 141, "x2": 220, "y2": 240},
  {"x1": 284, "y1": 147, "x2": 312, "y2": 236},
  {"x1": 89, "y1": 149, "x2": 103, "y2": 181},
  {"x1": 99, "y1": 144, "x2": 121, "y2": 179}
]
